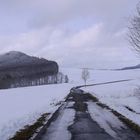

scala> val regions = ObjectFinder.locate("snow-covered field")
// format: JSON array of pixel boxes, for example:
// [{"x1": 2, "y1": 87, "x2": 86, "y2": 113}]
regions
[
  {"x1": 68, "y1": 68, "x2": 140, "y2": 128},
  {"x1": 61, "y1": 68, "x2": 140, "y2": 84},
  {"x1": 83, "y1": 80, "x2": 140, "y2": 125},
  {"x1": 0, "y1": 83, "x2": 73, "y2": 140},
  {"x1": 62, "y1": 67, "x2": 140, "y2": 122},
  {"x1": 1, "y1": 67, "x2": 140, "y2": 140}
]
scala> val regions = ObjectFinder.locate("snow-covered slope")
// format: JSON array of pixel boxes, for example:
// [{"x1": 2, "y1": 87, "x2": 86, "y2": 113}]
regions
[
  {"x1": 0, "y1": 83, "x2": 73, "y2": 140},
  {"x1": 61, "y1": 67, "x2": 140, "y2": 85},
  {"x1": 0, "y1": 51, "x2": 57, "y2": 69}
]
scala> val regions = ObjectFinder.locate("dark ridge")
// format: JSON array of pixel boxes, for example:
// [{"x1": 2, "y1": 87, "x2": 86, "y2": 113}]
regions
[{"x1": 0, "y1": 51, "x2": 59, "y2": 89}]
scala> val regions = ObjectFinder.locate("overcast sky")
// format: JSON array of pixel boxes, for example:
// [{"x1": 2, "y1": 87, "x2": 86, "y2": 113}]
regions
[{"x1": 0, "y1": 0, "x2": 140, "y2": 68}]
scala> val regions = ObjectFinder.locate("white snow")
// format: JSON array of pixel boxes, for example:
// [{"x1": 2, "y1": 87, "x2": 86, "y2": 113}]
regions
[
  {"x1": 82, "y1": 80, "x2": 140, "y2": 126},
  {"x1": 1, "y1": 68, "x2": 140, "y2": 139},
  {"x1": 0, "y1": 83, "x2": 73, "y2": 140},
  {"x1": 42, "y1": 102, "x2": 75, "y2": 140},
  {"x1": 76, "y1": 69, "x2": 140, "y2": 127},
  {"x1": 61, "y1": 68, "x2": 140, "y2": 85},
  {"x1": 61, "y1": 68, "x2": 140, "y2": 127},
  {"x1": 87, "y1": 102, "x2": 124, "y2": 139}
]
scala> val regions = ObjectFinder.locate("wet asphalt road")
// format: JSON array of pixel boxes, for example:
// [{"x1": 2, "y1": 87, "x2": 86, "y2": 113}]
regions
[
  {"x1": 67, "y1": 89, "x2": 113, "y2": 140},
  {"x1": 34, "y1": 88, "x2": 140, "y2": 140}
]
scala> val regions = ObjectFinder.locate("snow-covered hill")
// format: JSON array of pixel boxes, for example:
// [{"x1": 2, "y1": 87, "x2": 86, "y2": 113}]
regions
[
  {"x1": 0, "y1": 83, "x2": 73, "y2": 140},
  {"x1": 0, "y1": 51, "x2": 56, "y2": 69}
]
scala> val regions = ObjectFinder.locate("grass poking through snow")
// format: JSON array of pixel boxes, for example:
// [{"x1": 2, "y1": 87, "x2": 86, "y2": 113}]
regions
[{"x1": 9, "y1": 113, "x2": 50, "y2": 140}]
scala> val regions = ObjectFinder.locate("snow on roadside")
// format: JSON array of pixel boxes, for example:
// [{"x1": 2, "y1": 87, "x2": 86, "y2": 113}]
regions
[
  {"x1": 62, "y1": 68, "x2": 140, "y2": 127},
  {"x1": 0, "y1": 83, "x2": 73, "y2": 140},
  {"x1": 42, "y1": 102, "x2": 75, "y2": 140},
  {"x1": 87, "y1": 102, "x2": 124, "y2": 139},
  {"x1": 82, "y1": 78, "x2": 140, "y2": 127}
]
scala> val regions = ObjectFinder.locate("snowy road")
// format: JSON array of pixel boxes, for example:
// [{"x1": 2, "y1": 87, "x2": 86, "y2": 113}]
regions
[
  {"x1": 33, "y1": 87, "x2": 140, "y2": 140},
  {"x1": 67, "y1": 90, "x2": 113, "y2": 140}
]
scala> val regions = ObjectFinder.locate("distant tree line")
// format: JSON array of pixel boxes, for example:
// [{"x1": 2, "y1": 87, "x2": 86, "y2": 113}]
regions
[
  {"x1": 0, "y1": 62, "x2": 69, "y2": 89},
  {"x1": 0, "y1": 72, "x2": 69, "y2": 89}
]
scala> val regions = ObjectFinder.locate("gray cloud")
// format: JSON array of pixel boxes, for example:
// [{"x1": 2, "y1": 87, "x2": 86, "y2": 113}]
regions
[{"x1": 0, "y1": 0, "x2": 139, "y2": 68}]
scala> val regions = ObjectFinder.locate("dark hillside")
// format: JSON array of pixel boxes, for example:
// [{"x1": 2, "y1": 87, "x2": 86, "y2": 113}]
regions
[{"x1": 0, "y1": 51, "x2": 59, "y2": 89}]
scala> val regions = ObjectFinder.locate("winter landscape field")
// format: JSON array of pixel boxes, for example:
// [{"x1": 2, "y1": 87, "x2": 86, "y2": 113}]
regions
[
  {"x1": 1, "y1": 0, "x2": 140, "y2": 140},
  {"x1": 0, "y1": 68, "x2": 140, "y2": 139}
]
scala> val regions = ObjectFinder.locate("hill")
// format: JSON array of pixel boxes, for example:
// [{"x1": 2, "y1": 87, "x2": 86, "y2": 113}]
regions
[{"x1": 0, "y1": 51, "x2": 59, "y2": 88}]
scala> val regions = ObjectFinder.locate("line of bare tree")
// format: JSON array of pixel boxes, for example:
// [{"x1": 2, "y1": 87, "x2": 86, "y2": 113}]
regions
[
  {"x1": 128, "y1": 2, "x2": 140, "y2": 53},
  {"x1": 0, "y1": 72, "x2": 69, "y2": 89}
]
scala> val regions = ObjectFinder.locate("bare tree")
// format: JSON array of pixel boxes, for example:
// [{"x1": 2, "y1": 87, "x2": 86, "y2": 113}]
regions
[
  {"x1": 65, "y1": 75, "x2": 69, "y2": 83},
  {"x1": 128, "y1": 2, "x2": 140, "y2": 52},
  {"x1": 82, "y1": 68, "x2": 90, "y2": 86}
]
